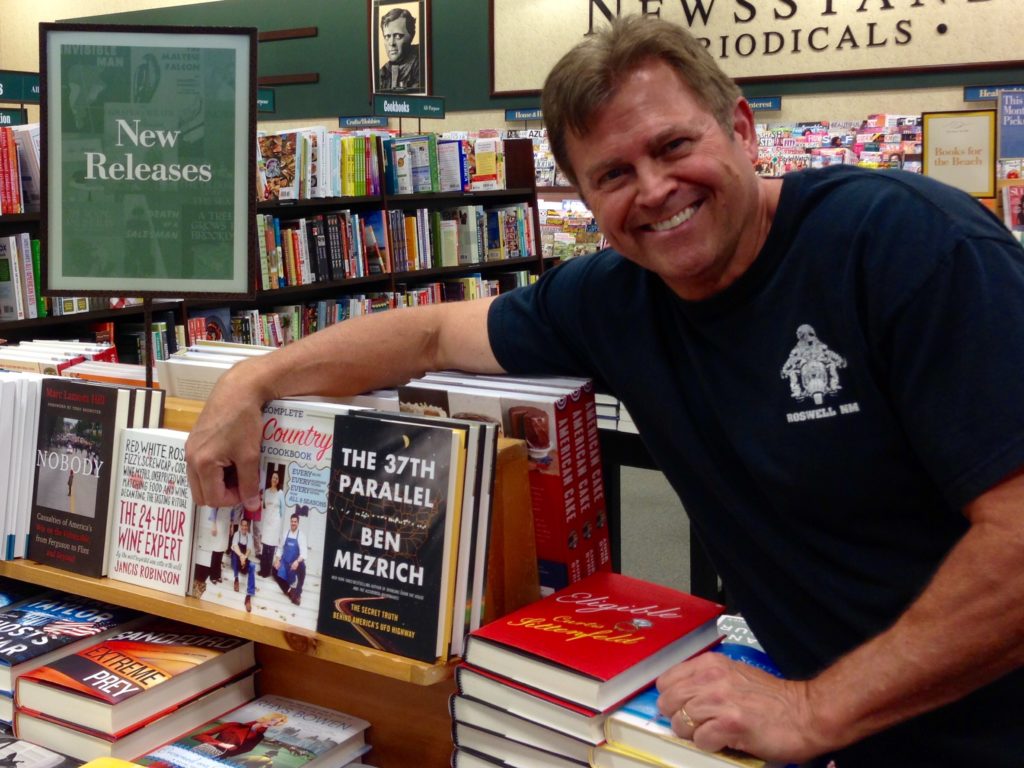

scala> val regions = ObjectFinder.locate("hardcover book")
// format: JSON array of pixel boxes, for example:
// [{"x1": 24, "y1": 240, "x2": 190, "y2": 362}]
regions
[
  {"x1": 136, "y1": 693, "x2": 371, "y2": 768},
  {"x1": 0, "y1": 591, "x2": 138, "y2": 717},
  {"x1": 450, "y1": 694, "x2": 592, "y2": 764},
  {"x1": 14, "y1": 674, "x2": 256, "y2": 763},
  {"x1": 107, "y1": 428, "x2": 195, "y2": 596},
  {"x1": 464, "y1": 572, "x2": 724, "y2": 712},
  {"x1": 192, "y1": 400, "x2": 355, "y2": 630},
  {"x1": 316, "y1": 412, "x2": 465, "y2": 662},
  {"x1": 601, "y1": 685, "x2": 774, "y2": 768},
  {"x1": 16, "y1": 618, "x2": 255, "y2": 735},
  {"x1": 455, "y1": 664, "x2": 607, "y2": 744},
  {"x1": 257, "y1": 132, "x2": 301, "y2": 202},
  {"x1": 28, "y1": 380, "x2": 134, "y2": 577}
]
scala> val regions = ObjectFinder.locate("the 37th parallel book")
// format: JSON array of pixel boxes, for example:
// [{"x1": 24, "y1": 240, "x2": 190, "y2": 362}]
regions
[
  {"x1": 107, "y1": 428, "x2": 195, "y2": 596},
  {"x1": 16, "y1": 618, "x2": 256, "y2": 735},
  {"x1": 597, "y1": 685, "x2": 775, "y2": 768},
  {"x1": 0, "y1": 736, "x2": 83, "y2": 768},
  {"x1": 136, "y1": 693, "x2": 371, "y2": 768},
  {"x1": 316, "y1": 412, "x2": 465, "y2": 663},
  {"x1": 193, "y1": 400, "x2": 355, "y2": 630},
  {"x1": 0, "y1": 591, "x2": 138, "y2": 722},
  {"x1": 28, "y1": 379, "x2": 134, "y2": 577},
  {"x1": 348, "y1": 408, "x2": 496, "y2": 658},
  {"x1": 464, "y1": 572, "x2": 724, "y2": 713}
]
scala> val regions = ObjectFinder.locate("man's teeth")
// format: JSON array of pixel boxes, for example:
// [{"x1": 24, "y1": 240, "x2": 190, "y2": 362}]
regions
[{"x1": 649, "y1": 206, "x2": 696, "y2": 232}]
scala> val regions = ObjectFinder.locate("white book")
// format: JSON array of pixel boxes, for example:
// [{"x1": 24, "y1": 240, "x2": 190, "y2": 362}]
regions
[
  {"x1": 0, "y1": 237, "x2": 23, "y2": 321},
  {"x1": 107, "y1": 428, "x2": 195, "y2": 595}
]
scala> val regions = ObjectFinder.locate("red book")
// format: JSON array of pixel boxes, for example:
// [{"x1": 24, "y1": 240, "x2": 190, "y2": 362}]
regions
[{"x1": 463, "y1": 572, "x2": 724, "y2": 712}]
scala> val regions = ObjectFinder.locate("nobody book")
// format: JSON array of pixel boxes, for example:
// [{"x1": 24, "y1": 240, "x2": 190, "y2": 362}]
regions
[
  {"x1": 16, "y1": 618, "x2": 255, "y2": 735},
  {"x1": 464, "y1": 572, "x2": 724, "y2": 712},
  {"x1": 28, "y1": 379, "x2": 134, "y2": 577}
]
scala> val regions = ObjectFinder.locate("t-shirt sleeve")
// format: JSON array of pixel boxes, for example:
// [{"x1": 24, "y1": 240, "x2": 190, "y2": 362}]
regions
[
  {"x1": 881, "y1": 232, "x2": 1024, "y2": 509},
  {"x1": 488, "y1": 253, "x2": 620, "y2": 387}
]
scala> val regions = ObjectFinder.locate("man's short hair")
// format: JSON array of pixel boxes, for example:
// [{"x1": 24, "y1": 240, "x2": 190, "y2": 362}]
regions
[
  {"x1": 381, "y1": 7, "x2": 416, "y2": 38},
  {"x1": 542, "y1": 15, "x2": 742, "y2": 188}
]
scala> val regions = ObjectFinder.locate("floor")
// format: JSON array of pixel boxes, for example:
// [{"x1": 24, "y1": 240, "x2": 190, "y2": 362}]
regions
[{"x1": 617, "y1": 466, "x2": 692, "y2": 593}]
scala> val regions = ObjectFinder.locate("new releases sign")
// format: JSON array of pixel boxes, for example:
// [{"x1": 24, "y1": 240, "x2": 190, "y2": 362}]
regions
[
  {"x1": 492, "y1": 0, "x2": 1015, "y2": 95},
  {"x1": 42, "y1": 24, "x2": 257, "y2": 297}
]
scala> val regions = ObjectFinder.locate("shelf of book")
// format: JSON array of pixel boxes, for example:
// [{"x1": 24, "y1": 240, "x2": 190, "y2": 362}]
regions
[
  {"x1": 0, "y1": 558, "x2": 454, "y2": 685},
  {"x1": 1, "y1": 396, "x2": 535, "y2": 693}
]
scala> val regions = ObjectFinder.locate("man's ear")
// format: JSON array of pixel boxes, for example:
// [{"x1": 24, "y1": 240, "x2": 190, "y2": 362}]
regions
[{"x1": 732, "y1": 98, "x2": 759, "y2": 164}]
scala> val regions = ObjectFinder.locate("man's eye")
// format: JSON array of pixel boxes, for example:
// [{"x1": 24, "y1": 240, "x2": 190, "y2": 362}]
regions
[
  {"x1": 599, "y1": 168, "x2": 625, "y2": 185},
  {"x1": 664, "y1": 138, "x2": 689, "y2": 154}
]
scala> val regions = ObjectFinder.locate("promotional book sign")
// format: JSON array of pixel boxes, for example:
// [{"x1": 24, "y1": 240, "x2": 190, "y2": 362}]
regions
[
  {"x1": 41, "y1": 24, "x2": 256, "y2": 297},
  {"x1": 317, "y1": 413, "x2": 463, "y2": 662}
]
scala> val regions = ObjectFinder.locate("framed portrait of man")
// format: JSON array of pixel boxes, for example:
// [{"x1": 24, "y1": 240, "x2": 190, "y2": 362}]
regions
[{"x1": 369, "y1": 0, "x2": 430, "y2": 96}]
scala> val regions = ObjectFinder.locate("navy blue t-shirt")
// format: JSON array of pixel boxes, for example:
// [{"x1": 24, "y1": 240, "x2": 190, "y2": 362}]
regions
[{"x1": 489, "y1": 166, "x2": 1024, "y2": 767}]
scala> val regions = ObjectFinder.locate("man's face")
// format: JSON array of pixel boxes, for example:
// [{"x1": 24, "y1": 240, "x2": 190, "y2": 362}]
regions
[
  {"x1": 290, "y1": 516, "x2": 299, "y2": 531},
  {"x1": 383, "y1": 18, "x2": 412, "y2": 64},
  {"x1": 566, "y1": 59, "x2": 764, "y2": 300}
]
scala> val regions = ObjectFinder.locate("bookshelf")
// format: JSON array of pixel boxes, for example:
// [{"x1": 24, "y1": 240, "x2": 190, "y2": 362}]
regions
[{"x1": 0, "y1": 396, "x2": 536, "y2": 767}]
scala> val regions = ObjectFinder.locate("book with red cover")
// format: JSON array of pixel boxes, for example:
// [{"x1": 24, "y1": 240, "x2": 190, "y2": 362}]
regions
[
  {"x1": 15, "y1": 618, "x2": 255, "y2": 736},
  {"x1": 463, "y1": 572, "x2": 724, "y2": 712}
]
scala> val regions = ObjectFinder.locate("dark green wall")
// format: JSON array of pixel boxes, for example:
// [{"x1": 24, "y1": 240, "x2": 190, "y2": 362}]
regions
[
  {"x1": 71, "y1": 1, "x2": 1024, "y2": 120},
  {"x1": 69, "y1": 0, "x2": 540, "y2": 120}
]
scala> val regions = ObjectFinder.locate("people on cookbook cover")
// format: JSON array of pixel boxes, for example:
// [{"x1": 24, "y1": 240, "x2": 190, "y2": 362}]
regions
[
  {"x1": 191, "y1": 401, "x2": 348, "y2": 629},
  {"x1": 186, "y1": 14, "x2": 1024, "y2": 768}
]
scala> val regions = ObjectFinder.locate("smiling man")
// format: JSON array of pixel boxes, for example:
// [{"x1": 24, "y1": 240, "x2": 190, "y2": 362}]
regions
[{"x1": 187, "y1": 15, "x2": 1024, "y2": 767}]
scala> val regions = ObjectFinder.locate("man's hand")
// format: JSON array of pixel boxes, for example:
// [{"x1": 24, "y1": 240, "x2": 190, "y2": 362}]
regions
[
  {"x1": 655, "y1": 653, "x2": 828, "y2": 764},
  {"x1": 185, "y1": 359, "x2": 269, "y2": 511}
]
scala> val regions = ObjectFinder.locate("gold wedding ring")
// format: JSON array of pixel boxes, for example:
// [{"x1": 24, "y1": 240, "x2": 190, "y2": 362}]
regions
[{"x1": 678, "y1": 706, "x2": 696, "y2": 728}]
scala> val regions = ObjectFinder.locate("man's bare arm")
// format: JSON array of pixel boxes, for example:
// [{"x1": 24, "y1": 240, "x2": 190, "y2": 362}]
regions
[
  {"x1": 185, "y1": 297, "x2": 503, "y2": 509},
  {"x1": 656, "y1": 468, "x2": 1024, "y2": 762}
]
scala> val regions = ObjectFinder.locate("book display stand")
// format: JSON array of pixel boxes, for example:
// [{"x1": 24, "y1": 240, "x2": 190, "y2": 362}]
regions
[{"x1": 0, "y1": 396, "x2": 538, "y2": 767}]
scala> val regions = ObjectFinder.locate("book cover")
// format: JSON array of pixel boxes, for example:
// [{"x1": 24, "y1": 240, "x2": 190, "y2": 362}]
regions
[
  {"x1": 317, "y1": 413, "x2": 464, "y2": 662},
  {"x1": 464, "y1": 572, "x2": 724, "y2": 712},
  {"x1": 28, "y1": 380, "x2": 134, "y2": 577},
  {"x1": 188, "y1": 307, "x2": 233, "y2": 344},
  {"x1": 1001, "y1": 182, "x2": 1024, "y2": 232},
  {"x1": 0, "y1": 736, "x2": 82, "y2": 768},
  {"x1": 193, "y1": 400, "x2": 352, "y2": 630},
  {"x1": 997, "y1": 90, "x2": 1024, "y2": 159},
  {"x1": 257, "y1": 133, "x2": 301, "y2": 202},
  {"x1": 17, "y1": 618, "x2": 254, "y2": 735},
  {"x1": 136, "y1": 694, "x2": 370, "y2": 768},
  {"x1": 0, "y1": 591, "x2": 138, "y2": 694},
  {"x1": 0, "y1": 579, "x2": 47, "y2": 609},
  {"x1": 107, "y1": 429, "x2": 195, "y2": 596},
  {"x1": 0, "y1": 237, "x2": 23, "y2": 322}
]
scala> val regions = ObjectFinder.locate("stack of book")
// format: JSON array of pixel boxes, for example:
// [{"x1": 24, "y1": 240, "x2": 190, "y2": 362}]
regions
[
  {"x1": 450, "y1": 571, "x2": 725, "y2": 766},
  {"x1": 15, "y1": 618, "x2": 257, "y2": 762},
  {"x1": 398, "y1": 372, "x2": 611, "y2": 595},
  {"x1": 0, "y1": 590, "x2": 139, "y2": 727}
]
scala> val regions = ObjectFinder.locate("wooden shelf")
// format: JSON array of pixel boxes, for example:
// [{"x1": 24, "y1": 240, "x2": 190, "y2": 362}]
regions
[{"x1": 0, "y1": 559, "x2": 455, "y2": 686}]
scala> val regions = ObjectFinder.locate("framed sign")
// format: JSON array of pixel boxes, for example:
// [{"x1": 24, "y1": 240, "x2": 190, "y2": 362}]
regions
[
  {"x1": 370, "y1": 0, "x2": 430, "y2": 97},
  {"x1": 922, "y1": 109, "x2": 996, "y2": 199},
  {"x1": 41, "y1": 23, "x2": 257, "y2": 297}
]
